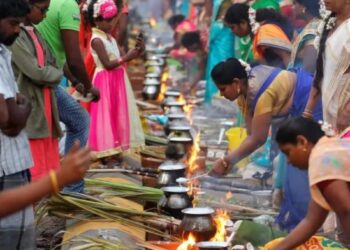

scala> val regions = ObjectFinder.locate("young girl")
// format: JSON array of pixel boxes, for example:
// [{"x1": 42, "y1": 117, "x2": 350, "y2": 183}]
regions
[
  {"x1": 10, "y1": 0, "x2": 62, "y2": 181},
  {"x1": 87, "y1": 0, "x2": 145, "y2": 154},
  {"x1": 268, "y1": 117, "x2": 350, "y2": 249}
]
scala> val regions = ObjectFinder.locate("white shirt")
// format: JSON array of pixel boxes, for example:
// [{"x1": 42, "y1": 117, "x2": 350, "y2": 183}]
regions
[{"x1": 0, "y1": 44, "x2": 32, "y2": 177}]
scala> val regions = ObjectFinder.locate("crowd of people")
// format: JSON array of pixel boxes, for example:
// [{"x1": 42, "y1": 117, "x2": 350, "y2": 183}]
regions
[{"x1": 0, "y1": 0, "x2": 350, "y2": 249}]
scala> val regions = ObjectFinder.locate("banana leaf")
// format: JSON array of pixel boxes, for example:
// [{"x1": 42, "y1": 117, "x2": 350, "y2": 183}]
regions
[{"x1": 231, "y1": 220, "x2": 287, "y2": 247}]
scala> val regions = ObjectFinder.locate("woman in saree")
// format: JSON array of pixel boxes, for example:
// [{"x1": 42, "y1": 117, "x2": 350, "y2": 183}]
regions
[
  {"x1": 224, "y1": 3, "x2": 294, "y2": 68},
  {"x1": 289, "y1": 0, "x2": 320, "y2": 73},
  {"x1": 204, "y1": 0, "x2": 235, "y2": 104},
  {"x1": 303, "y1": 0, "x2": 350, "y2": 133},
  {"x1": 209, "y1": 58, "x2": 322, "y2": 231},
  {"x1": 265, "y1": 117, "x2": 350, "y2": 249},
  {"x1": 231, "y1": 1, "x2": 280, "y2": 63}
]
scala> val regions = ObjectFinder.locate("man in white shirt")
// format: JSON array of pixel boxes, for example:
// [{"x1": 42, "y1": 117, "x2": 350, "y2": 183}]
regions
[{"x1": 0, "y1": 0, "x2": 36, "y2": 249}]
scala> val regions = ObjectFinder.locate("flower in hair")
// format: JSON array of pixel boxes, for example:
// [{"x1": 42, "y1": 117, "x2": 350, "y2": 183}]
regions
[
  {"x1": 319, "y1": 121, "x2": 336, "y2": 137},
  {"x1": 319, "y1": 0, "x2": 336, "y2": 30},
  {"x1": 238, "y1": 59, "x2": 252, "y2": 76},
  {"x1": 82, "y1": 0, "x2": 92, "y2": 13},
  {"x1": 93, "y1": 0, "x2": 118, "y2": 19},
  {"x1": 248, "y1": 7, "x2": 260, "y2": 34},
  {"x1": 319, "y1": 0, "x2": 331, "y2": 20}
]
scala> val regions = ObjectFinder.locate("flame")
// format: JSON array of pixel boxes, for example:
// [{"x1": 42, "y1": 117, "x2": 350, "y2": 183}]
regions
[
  {"x1": 177, "y1": 233, "x2": 196, "y2": 250},
  {"x1": 211, "y1": 210, "x2": 230, "y2": 242},
  {"x1": 156, "y1": 73, "x2": 168, "y2": 102},
  {"x1": 149, "y1": 18, "x2": 157, "y2": 27},
  {"x1": 187, "y1": 132, "x2": 201, "y2": 176},
  {"x1": 226, "y1": 192, "x2": 233, "y2": 200}
]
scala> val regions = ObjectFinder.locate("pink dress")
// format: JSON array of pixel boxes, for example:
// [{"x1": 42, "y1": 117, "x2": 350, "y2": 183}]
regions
[
  {"x1": 89, "y1": 28, "x2": 144, "y2": 153},
  {"x1": 25, "y1": 27, "x2": 60, "y2": 181}
]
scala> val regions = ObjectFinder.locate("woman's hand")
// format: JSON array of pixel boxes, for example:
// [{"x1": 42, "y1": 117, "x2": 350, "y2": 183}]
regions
[
  {"x1": 56, "y1": 141, "x2": 91, "y2": 188},
  {"x1": 209, "y1": 157, "x2": 230, "y2": 177}
]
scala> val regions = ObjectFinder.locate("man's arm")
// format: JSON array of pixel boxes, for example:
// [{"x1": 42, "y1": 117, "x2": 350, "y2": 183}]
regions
[
  {"x1": 0, "y1": 94, "x2": 9, "y2": 129},
  {"x1": 61, "y1": 30, "x2": 100, "y2": 100},
  {"x1": 3, "y1": 94, "x2": 31, "y2": 136}
]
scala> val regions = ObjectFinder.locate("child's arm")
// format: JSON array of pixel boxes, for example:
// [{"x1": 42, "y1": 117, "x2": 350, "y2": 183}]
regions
[
  {"x1": 321, "y1": 180, "x2": 350, "y2": 236},
  {"x1": 0, "y1": 142, "x2": 91, "y2": 218},
  {"x1": 10, "y1": 35, "x2": 63, "y2": 86},
  {"x1": 270, "y1": 200, "x2": 328, "y2": 250},
  {"x1": 91, "y1": 37, "x2": 139, "y2": 70}
]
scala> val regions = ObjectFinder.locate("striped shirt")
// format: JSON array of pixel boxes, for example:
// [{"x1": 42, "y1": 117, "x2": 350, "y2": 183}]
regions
[{"x1": 0, "y1": 44, "x2": 32, "y2": 177}]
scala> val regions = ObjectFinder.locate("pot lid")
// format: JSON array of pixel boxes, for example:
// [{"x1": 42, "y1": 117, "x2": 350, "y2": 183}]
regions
[
  {"x1": 164, "y1": 101, "x2": 186, "y2": 107},
  {"x1": 169, "y1": 137, "x2": 192, "y2": 142},
  {"x1": 162, "y1": 186, "x2": 189, "y2": 193},
  {"x1": 167, "y1": 113, "x2": 186, "y2": 119},
  {"x1": 182, "y1": 207, "x2": 215, "y2": 215},
  {"x1": 165, "y1": 90, "x2": 181, "y2": 97},
  {"x1": 159, "y1": 163, "x2": 186, "y2": 171},
  {"x1": 144, "y1": 78, "x2": 160, "y2": 85},
  {"x1": 145, "y1": 73, "x2": 161, "y2": 78},
  {"x1": 197, "y1": 242, "x2": 229, "y2": 249},
  {"x1": 169, "y1": 125, "x2": 191, "y2": 131}
]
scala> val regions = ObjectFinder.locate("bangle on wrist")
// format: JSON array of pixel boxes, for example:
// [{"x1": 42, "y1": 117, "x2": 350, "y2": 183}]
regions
[
  {"x1": 118, "y1": 58, "x2": 124, "y2": 64},
  {"x1": 49, "y1": 170, "x2": 60, "y2": 193}
]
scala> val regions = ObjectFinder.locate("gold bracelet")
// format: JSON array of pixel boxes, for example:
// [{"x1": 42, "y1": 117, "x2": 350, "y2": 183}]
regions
[{"x1": 49, "y1": 170, "x2": 59, "y2": 193}]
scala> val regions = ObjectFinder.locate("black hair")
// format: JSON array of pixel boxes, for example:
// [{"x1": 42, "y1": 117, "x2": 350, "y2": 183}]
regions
[
  {"x1": 295, "y1": 0, "x2": 320, "y2": 18},
  {"x1": 224, "y1": 3, "x2": 294, "y2": 41},
  {"x1": 181, "y1": 31, "x2": 201, "y2": 49},
  {"x1": 87, "y1": 0, "x2": 100, "y2": 26},
  {"x1": 28, "y1": 0, "x2": 49, "y2": 3},
  {"x1": 114, "y1": 0, "x2": 123, "y2": 13},
  {"x1": 314, "y1": 14, "x2": 335, "y2": 93},
  {"x1": 0, "y1": 0, "x2": 30, "y2": 20},
  {"x1": 168, "y1": 14, "x2": 185, "y2": 29},
  {"x1": 276, "y1": 117, "x2": 325, "y2": 145},
  {"x1": 211, "y1": 58, "x2": 248, "y2": 85}
]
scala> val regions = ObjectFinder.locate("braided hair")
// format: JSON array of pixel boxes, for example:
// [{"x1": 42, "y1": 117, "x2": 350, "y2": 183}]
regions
[{"x1": 314, "y1": 13, "x2": 336, "y2": 93}]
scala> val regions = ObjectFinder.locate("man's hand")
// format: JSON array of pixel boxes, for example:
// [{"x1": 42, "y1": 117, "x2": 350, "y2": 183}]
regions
[{"x1": 88, "y1": 87, "x2": 100, "y2": 102}]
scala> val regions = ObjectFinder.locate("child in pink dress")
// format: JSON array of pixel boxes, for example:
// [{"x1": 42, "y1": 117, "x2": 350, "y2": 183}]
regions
[{"x1": 87, "y1": 0, "x2": 144, "y2": 154}]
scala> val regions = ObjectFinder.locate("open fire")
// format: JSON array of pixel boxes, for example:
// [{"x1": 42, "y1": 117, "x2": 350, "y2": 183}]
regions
[
  {"x1": 177, "y1": 232, "x2": 196, "y2": 250},
  {"x1": 176, "y1": 210, "x2": 231, "y2": 250},
  {"x1": 157, "y1": 72, "x2": 169, "y2": 102},
  {"x1": 211, "y1": 210, "x2": 230, "y2": 242},
  {"x1": 187, "y1": 132, "x2": 201, "y2": 176}
]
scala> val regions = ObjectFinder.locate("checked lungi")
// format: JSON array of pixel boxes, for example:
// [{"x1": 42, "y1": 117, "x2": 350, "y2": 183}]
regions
[{"x1": 0, "y1": 170, "x2": 36, "y2": 250}]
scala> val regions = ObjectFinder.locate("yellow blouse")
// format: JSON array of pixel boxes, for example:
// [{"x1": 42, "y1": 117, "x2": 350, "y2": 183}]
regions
[{"x1": 237, "y1": 69, "x2": 296, "y2": 117}]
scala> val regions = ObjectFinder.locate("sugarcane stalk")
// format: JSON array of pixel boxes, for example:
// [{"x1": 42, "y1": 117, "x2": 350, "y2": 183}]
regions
[
  {"x1": 199, "y1": 176, "x2": 265, "y2": 190},
  {"x1": 196, "y1": 198, "x2": 277, "y2": 216},
  {"x1": 200, "y1": 182, "x2": 253, "y2": 195},
  {"x1": 47, "y1": 194, "x2": 178, "y2": 240},
  {"x1": 85, "y1": 179, "x2": 163, "y2": 195},
  {"x1": 88, "y1": 169, "x2": 158, "y2": 178}
]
